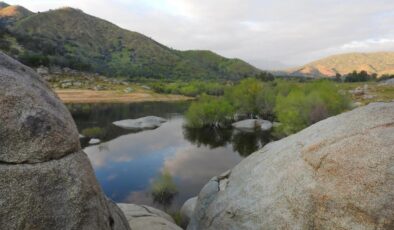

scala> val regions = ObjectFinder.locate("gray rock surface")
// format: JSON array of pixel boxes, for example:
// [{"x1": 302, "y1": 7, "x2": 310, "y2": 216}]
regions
[
  {"x1": 232, "y1": 119, "x2": 273, "y2": 131},
  {"x1": 113, "y1": 116, "x2": 167, "y2": 130},
  {"x1": 118, "y1": 203, "x2": 182, "y2": 230},
  {"x1": 189, "y1": 102, "x2": 394, "y2": 230},
  {"x1": 0, "y1": 52, "x2": 80, "y2": 163},
  {"x1": 232, "y1": 119, "x2": 259, "y2": 130},
  {"x1": 260, "y1": 120, "x2": 273, "y2": 131},
  {"x1": 0, "y1": 151, "x2": 130, "y2": 229},
  {"x1": 89, "y1": 138, "x2": 101, "y2": 145},
  {"x1": 0, "y1": 51, "x2": 130, "y2": 230},
  {"x1": 180, "y1": 197, "x2": 198, "y2": 227},
  {"x1": 380, "y1": 78, "x2": 394, "y2": 85}
]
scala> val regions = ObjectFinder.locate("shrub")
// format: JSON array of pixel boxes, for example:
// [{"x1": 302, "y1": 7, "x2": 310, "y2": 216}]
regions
[
  {"x1": 225, "y1": 78, "x2": 276, "y2": 118},
  {"x1": 185, "y1": 94, "x2": 235, "y2": 128},
  {"x1": 81, "y1": 127, "x2": 103, "y2": 138},
  {"x1": 275, "y1": 81, "x2": 350, "y2": 135}
]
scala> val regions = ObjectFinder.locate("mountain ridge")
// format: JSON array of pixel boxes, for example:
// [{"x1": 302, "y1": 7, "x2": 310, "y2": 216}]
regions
[
  {"x1": 286, "y1": 51, "x2": 394, "y2": 77},
  {"x1": 0, "y1": 2, "x2": 261, "y2": 80}
]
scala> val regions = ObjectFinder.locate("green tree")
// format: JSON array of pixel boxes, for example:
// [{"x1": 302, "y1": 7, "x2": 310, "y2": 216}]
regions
[{"x1": 185, "y1": 94, "x2": 235, "y2": 128}]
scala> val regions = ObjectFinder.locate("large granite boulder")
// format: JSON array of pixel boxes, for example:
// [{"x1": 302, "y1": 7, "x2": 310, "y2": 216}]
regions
[
  {"x1": 0, "y1": 52, "x2": 80, "y2": 163},
  {"x1": 0, "y1": 52, "x2": 131, "y2": 230},
  {"x1": 118, "y1": 203, "x2": 182, "y2": 230},
  {"x1": 188, "y1": 102, "x2": 394, "y2": 230}
]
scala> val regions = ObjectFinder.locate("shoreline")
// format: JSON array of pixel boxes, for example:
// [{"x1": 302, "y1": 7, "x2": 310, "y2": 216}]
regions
[{"x1": 55, "y1": 89, "x2": 193, "y2": 104}]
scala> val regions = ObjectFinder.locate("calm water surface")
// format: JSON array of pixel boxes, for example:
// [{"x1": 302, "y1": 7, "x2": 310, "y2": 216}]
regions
[{"x1": 68, "y1": 102, "x2": 274, "y2": 211}]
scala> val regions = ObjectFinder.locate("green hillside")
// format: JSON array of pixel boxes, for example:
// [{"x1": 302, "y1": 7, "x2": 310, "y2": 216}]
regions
[{"x1": 0, "y1": 3, "x2": 261, "y2": 80}]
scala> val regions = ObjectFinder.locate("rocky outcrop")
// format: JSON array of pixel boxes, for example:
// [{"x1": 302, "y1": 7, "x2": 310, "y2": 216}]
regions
[
  {"x1": 0, "y1": 51, "x2": 131, "y2": 229},
  {"x1": 188, "y1": 102, "x2": 394, "y2": 230},
  {"x1": 113, "y1": 116, "x2": 167, "y2": 130},
  {"x1": 118, "y1": 203, "x2": 182, "y2": 230}
]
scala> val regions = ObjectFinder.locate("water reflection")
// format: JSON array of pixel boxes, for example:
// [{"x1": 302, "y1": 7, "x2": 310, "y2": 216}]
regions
[
  {"x1": 183, "y1": 127, "x2": 274, "y2": 156},
  {"x1": 70, "y1": 102, "x2": 275, "y2": 211},
  {"x1": 68, "y1": 102, "x2": 189, "y2": 146},
  {"x1": 151, "y1": 171, "x2": 178, "y2": 210}
]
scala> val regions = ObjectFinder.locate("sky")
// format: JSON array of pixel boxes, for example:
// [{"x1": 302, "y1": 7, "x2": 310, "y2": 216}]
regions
[{"x1": 5, "y1": 0, "x2": 394, "y2": 69}]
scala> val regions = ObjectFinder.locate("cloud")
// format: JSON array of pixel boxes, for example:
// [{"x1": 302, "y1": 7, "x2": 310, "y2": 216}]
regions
[
  {"x1": 341, "y1": 38, "x2": 394, "y2": 49},
  {"x1": 6, "y1": 0, "x2": 394, "y2": 68}
]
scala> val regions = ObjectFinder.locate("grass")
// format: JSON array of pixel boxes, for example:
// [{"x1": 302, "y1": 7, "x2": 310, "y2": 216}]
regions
[
  {"x1": 337, "y1": 82, "x2": 394, "y2": 105},
  {"x1": 48, "y1": 74, "x2": 193, "y2": 103}
]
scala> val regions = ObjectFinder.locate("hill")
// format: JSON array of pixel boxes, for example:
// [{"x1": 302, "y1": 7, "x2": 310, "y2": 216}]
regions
[
  {"x1": 0, "y1": 2, "x2": 261, "y2": 80},
  {"x1": 0, "y1": 4, "x2": 32, "y2": 23},
  {"x1": 287, "y1": 52, "x2": 394, "y2": 77}
]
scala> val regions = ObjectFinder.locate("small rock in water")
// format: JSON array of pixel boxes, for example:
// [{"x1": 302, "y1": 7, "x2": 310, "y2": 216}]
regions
[
  {"x1": 232, "y1": 119, "x2": 260, "y2": 130},
  {"x1": 89, "y1": 138, "x2": 101, "y2": 145},
  {"x1": 260, "y1": 120, "x2": 273, "y2": 131},
  {"x1": 232, "y1": 119, "x2": 273, "y2": 131},
  {"x1": 113, "y1": 116, "x2": 166, "y2": 130}
]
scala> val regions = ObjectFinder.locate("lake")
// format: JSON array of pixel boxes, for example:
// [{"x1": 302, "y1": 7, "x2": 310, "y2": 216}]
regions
[{"x1": 68, "y1": 101, "x2": 274, "y2": 212}]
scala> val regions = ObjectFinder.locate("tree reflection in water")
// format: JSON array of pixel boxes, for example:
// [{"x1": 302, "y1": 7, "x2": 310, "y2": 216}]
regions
[
  {"x1": 150, "y1": 170, "x2": 178, "y2": 210},
  {"x1": 183, "y1": 127, "x2": 232, "y2": 148},
  {"x1": 183, "y1": 126, "x2": 274, "y2": 157}
]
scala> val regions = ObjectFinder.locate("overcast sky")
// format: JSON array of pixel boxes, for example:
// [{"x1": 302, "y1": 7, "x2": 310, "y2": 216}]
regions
[{"x1": 6, "y1": 0, "x2": 394, "y2": 69}]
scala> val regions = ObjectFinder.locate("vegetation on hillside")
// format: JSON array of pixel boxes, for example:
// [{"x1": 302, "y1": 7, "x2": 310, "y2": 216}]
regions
[{"x1": 0, "y1": 4, "x2": 261, "y2": 80}]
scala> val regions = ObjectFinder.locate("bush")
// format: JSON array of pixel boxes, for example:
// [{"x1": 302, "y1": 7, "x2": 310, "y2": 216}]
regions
[
  {"x1": 225, "y1": 78, "x2": 275, "y2": 118},
  {"x1": 275, "y1": 81, "x2": 350, "y2": 135},
  {"x1": 81, "y1": 127, "x2": 103, "y2": 138},
  {"x1": 185, "y1": 94, "x2": 235, "y2": 128},
  {"x1": 19, "y1": 52, "x2": 50, "y2": 67}
]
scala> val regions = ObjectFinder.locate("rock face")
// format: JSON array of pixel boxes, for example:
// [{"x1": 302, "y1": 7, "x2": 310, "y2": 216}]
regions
[
  {"x1": 0, "y1": 52, "x2": 80, "y2": 163},
  {"x1": 180, "y1": 197, "x2": 198, "y2": 227},
  {"x1": 113, "y1": 116, "x2": 167, "y2": 130},
  {"x1": 0, "y1": 51, "x2": 131, "y2": 230},
  {"x1": 118, "y1": 203, "x2": 182, "y2": 230},
  {"x1": 188, "y1": 102, "x2": 394, "y2": 230}
]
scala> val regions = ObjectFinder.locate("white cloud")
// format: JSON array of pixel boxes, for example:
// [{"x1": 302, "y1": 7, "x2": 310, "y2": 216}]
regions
[
  {"x1": 5, "y1": 0, "x2": 394, "y2": 69},
  {"x1": 341, "y1": 38, "x2": 394, "y2": 49}
]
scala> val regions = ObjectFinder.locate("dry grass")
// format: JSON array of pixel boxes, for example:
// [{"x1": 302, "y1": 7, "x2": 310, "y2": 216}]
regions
[{"x1": 55, "y1": 89, "x2": 192, "y2": 103}]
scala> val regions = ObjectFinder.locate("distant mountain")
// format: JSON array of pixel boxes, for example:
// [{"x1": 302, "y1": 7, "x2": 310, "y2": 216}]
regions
[
  {"x1": 287, "y1": 52, "x2": 394, "y2": 77},
  {"x1": 0, "y1": 2, "x2": 261, "y2": 80},
  {"x1": 0, "y1": 4, "x2": 32, "y2": 23}
]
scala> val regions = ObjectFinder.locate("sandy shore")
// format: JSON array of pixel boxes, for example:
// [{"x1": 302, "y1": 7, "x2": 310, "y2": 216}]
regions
[{"x1": 55, "y1": 89, "x2": 193, "y2": 103}]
